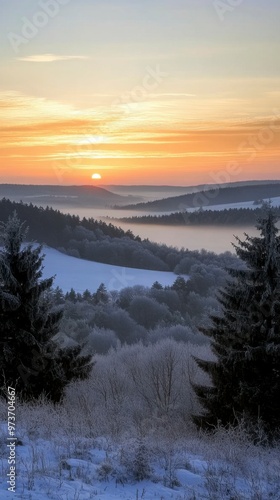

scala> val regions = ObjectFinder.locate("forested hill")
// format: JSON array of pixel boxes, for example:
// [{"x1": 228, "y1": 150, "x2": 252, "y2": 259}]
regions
[
  {"x1": 0, "y1": 198, "x2": 135, "y2": 245},
  {"x1": 120, "y1": 206, "x2": 280, "y2": 226},
  {"x1": 116, "y1": 182, "x2": 280, "y2": 212},
  {"x1": 0, "y1": 198, "x2": 238, "y2": 272},
  {"x1": 0, "y1": 184, "x2": 139, "y2": 207}
]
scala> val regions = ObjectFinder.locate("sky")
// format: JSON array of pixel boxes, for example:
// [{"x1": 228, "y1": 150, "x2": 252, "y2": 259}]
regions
[{"x1": 0, "y1": 0, "x2": 279, "y2": 186}]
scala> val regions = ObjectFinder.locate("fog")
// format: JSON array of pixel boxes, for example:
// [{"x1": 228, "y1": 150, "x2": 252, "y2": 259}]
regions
[
  {"x1": 112, "y1": 223, "x2": 259, "y2": 253},
  {"x1": 43, "y1": 204, "x2": 258, "y2": 254}
]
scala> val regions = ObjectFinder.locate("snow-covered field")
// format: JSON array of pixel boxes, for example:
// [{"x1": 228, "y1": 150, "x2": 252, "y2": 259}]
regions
[
  {"x1": 41, "y1": 246, "x2": 179, "y2": 293},
  {"x1": 1, "y1": 418, "x2": 279, "y2": 500}
]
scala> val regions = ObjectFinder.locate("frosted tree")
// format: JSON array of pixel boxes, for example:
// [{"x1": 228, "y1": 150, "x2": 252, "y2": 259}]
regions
[
  {"x1": 193, "y1": 205, "x2": 280, "y2": 435},
  {"x1": 131, "y1": 438, "x2": 152, "y2": 481},
  {"x1": 0, "y1": 212, "x2": 92, "y2": 401}
]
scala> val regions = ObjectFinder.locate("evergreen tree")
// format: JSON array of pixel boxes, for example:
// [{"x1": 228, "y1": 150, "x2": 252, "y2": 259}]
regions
[
  {"x1": 193, "y1": 206, "x2": 280, "y2": 435},
  {"x1": 82, "y1": 289, "x2": 92, "y2": 302},
  {"x1": 131, "y1": 438, "x2": 152, "y2": 481},
  {"x1": 94, "y1": 283, "x2": 109, "y2": 304},
  {"x1": 65, "y1": 288, "x2": 77, "y2": 302},
  {"x1": 0, "y1": 212, "x2": 92, "y2": 402},
  {"x1": 152, "y1": 281, "x2": 163, "y2": 290}
]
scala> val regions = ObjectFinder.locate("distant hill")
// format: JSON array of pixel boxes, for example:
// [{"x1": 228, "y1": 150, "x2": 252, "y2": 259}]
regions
[
  {"x1": 106, "y1": 180, "x2": 278, "y2": 194},
  {"x1": 115, "y1": 182, "x2": 280, "y2": 212},
  {"x1": 0, "y1": 184, "x2": 140, "y2": 207},
  {"x1": 119, "y1": 206, "x2": 280, "y2": 227}
]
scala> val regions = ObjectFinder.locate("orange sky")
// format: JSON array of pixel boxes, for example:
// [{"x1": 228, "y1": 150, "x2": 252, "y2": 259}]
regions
[{"x1": 0, "y1": 1, "x2": 279, "y2": 185}]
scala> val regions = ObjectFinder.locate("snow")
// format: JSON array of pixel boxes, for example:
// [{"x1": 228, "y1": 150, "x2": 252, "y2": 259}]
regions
[
  {"x1": 176, "y1": 468, "x2": 204, "y2": 488},
  {"x1": 2, "y1": 431, "x2": 279, "y2": 499},
  {"x1": 186, "y1": 196, "x2": 280, "y2": 213},
  {"x1": 40, "y1": 246, "x2": 180, "y2": 293},
  {"x1": 0, "y1": 436, "x2": 214, "y2": 499}
]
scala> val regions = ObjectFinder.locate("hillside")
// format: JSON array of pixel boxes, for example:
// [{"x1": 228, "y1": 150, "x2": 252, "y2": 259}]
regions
[
  {"x1": 0, "y1": 198, "x2": 166, "y2": 271},
  {"x1": 115, "y1": 182, "x2": 280, "y2": 212},
  {"x1": 120, "y1": 202, "x2": 280, "y2": 227},
  {"x1": 106, "y1": 179, "x2": 278, "y2": 198},
  {"x1": 0, "y1": 198, "x2": 239, "y2": 273},
  {"x1": 41, "y1": 246, "x2": 178, "y2": 292},
  {"x1": 0, "y1": 184, "x2": 140, "y2": 207}
]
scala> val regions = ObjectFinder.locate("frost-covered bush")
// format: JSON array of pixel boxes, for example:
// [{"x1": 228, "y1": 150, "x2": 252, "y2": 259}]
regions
[
  {"x1": 91, "y1": 306, "x2": 146, "y2": 344},
  {"x1": 6, "y1": 396, "x2": 280, "y2": 499},
  {"x1": 64, "y1": 339, "x2": 212, "y2": 436},
  {"x1": 57, "y1": 266, "x2": 229, "y2": 354},
  {"x1": 128, "y1": 296, "x2": 171, "y2": 329},
  {"x1": 85, "y1": 327, "x2": 120, "y2": 354},
  {"x1": 187, "y1": 263, "x2": 228, "y2": 296},
  {"x1": 148, "y1": 325, "x2": 207, "y2": 345},
  {"x1": 120, "y1": 438, "x2": 153, "y2": 481},
  {"x1": 117, "y1": 285, "x2": 148, "y2": 309},
  {"x1": 149, "y1": 288, "x2": 181, "y2": 311}
]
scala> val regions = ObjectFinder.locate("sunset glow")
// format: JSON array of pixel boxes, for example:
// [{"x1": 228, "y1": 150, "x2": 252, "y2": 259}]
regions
[{"x1": 0, "y1": 1, "x2": 279, "y2": 185}]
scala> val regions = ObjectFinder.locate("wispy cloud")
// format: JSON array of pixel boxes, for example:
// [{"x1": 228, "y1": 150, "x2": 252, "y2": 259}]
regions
[
  {"x1": 150, "y1": 93, "x2": 196, "y2": 98},
  {"x1": 17, "y1": 54, "x2": 89, "y2": 63}
]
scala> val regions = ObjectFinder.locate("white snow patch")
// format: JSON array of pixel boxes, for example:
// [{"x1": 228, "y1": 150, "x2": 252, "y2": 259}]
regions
[
  {"x1": 40, "y1": 246, "x2": 180, "y2": 293},
  {"x1": 187, "y1": 196, "x2": 280, "y2": 213}
]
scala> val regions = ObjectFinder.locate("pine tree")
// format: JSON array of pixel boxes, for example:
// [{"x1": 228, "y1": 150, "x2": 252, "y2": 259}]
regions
[
  {"x1": 193, "y1": 205, "x2": 280, "y2": 435},
  {"x1": 0, "y1": 212, "x2": 92, "y2": 402},
  {"x1": 94, "y1": 283, "x2": 109, "y2": 304},
  {"x1": 132, "y1": 438, "x2": 152, "y2": 481}
]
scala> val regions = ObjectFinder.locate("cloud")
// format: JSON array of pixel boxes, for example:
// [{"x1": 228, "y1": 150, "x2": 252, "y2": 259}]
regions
[
  {"x1": 150, "y1": 93, "x2": 196, "y2": 98},
  {"x1": 17, "y1": 54, "x2": 89, "y2": 63}
]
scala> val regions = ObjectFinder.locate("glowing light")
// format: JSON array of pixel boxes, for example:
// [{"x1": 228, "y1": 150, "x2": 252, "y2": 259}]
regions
[{"x1": 92, "y1": 173, "x2": 102, "y2": 180}]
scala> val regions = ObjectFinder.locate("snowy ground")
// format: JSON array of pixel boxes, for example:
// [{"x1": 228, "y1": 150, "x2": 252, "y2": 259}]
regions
[
  {"x1": 1, "y1": 426, "x2": 279, "y2": 500},
  {"x1": 187, "y1": 196, "x2": 280, "y2": 213},
  {"x1": 41, "y1": 246, "x2": 179, "y2": 293}
]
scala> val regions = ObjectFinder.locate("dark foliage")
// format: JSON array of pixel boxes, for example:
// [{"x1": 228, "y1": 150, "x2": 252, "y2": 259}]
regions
[
  {"x1": 117, "y1": 183, "x2": 280, "y2": 212},
  {"x1": 120, "y1": 206, "x2": 280, "y2": 226},
  {"x1": 0, "y1": 212, "x2": 92, "y2": 402},
  {"x1": 193, "y1": 206, "x2": 280, "y2": 436}
]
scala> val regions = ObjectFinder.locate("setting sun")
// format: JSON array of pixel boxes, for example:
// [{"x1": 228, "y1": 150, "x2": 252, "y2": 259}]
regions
[{"x1": 91, "y1": 173, "x2": 102, "y2": 180}]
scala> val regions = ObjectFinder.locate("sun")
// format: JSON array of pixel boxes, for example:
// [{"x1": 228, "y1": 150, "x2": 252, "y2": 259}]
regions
[{"x1": 91, "y1": 173, "x2": 102, "y2": 180}]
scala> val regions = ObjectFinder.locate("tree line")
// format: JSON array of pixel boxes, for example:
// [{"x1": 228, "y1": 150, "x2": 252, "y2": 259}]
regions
[
  {"x1": 117, "y1": 183, "x2": 280, "y2": 211},
  {"x1": 120, "y1": 206, "x2": 280, "y2": 226}
]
